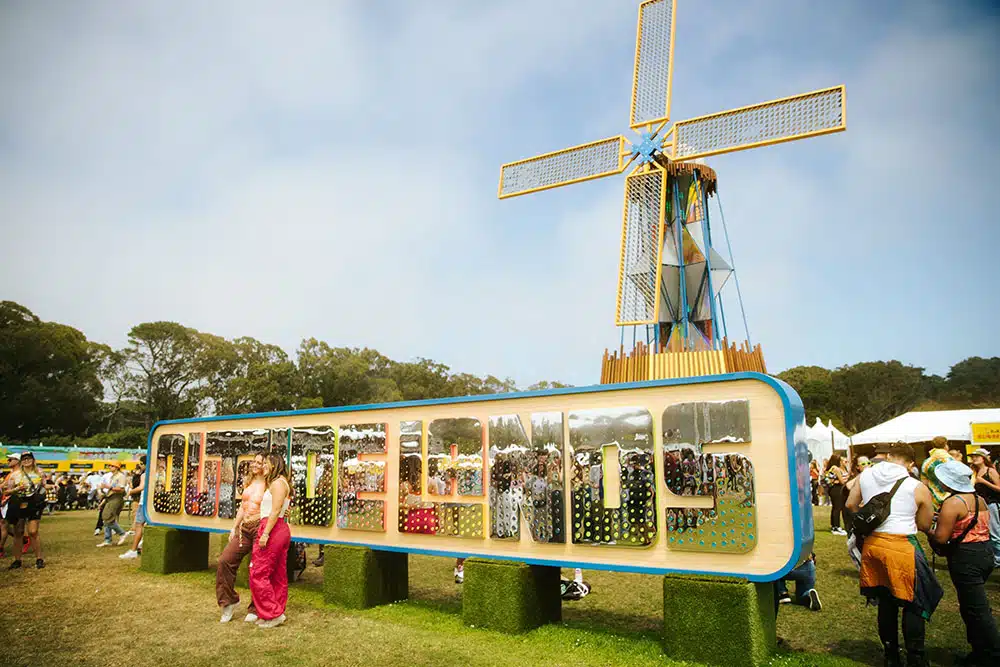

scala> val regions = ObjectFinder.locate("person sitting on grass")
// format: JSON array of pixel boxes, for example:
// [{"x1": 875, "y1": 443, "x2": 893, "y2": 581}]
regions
[
  {"x1": 775, "y1": 552, "x2": 821, "y2": 612},
  {"x1": 96, "y1": 462, "x2": 129, "y2": 548}
]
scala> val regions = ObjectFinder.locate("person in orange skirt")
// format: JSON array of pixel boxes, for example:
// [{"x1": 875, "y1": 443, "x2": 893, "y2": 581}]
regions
[
  {"x1": 250, "y1": 453, "x2": 292, "y2": 628},
  {"x1": 847, "y1": 443, "x2": 941, "y2": 667}
]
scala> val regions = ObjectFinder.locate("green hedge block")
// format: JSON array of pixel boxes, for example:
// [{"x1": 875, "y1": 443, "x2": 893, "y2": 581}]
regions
[
  {"x1": 462, "y1": 559, "x2": 561, "y2": 633},
  {"x1": 323, "y1": 545, "x2": 408, "y2": 609},
  {"x1": 662, "y1": 574, "x2": 776, "y2": 667},
  {"x1": 139, "y1": 527, "x2": 209, "y2": 575}
]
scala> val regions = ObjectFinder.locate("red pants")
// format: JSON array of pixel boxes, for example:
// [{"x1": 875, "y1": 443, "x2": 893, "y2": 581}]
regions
[{"x1": 250, "y1": 518, "x2": 290, "y2": 620}]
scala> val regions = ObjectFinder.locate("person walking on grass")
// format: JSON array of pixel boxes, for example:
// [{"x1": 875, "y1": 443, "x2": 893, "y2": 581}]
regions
[
  {"x1": 250, "y1": 453, "x2": 292, "y2": 628},
  {"x1": 4, "y1": 452, "x2": 46, "y2": 569},
  {"x1": 96, "y1": 462, "x2": 129, "y2": 548},
  {"x1": 968, "y1": 448, "x2": 1000, "y2": 568},
  {"x1": 217, "y1": 454, "x2": 267, "y2": 623},
  {"x1": 846, "y1": 443, "x2": 941, "y2": 667},
  {"x1": 929, "y1": 460, "x2": 1000, "y2": 666},
  {"x1": 120, "y1": 457, "x2": 147, "y2": 560},
  {"x1": 825, "y1": 453, "x2": 849, "y2": 535},
  {"x1": 1, "y1": 452, "x2": 21, "y2": 558}
]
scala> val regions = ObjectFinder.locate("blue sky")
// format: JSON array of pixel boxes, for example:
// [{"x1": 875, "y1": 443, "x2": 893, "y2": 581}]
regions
[{"x1": 2, "y1": 0, "x2": 998, "y2": 388}]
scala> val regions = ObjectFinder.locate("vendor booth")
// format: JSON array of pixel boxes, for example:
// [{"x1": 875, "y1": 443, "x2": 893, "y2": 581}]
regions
[{"x1": 849, "y1": 408, "x2": 1000, "y2": 462}]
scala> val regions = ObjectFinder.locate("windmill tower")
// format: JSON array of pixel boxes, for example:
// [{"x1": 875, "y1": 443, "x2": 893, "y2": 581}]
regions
[{"x1": 497, "y1": 0, "x2": 845, "y2": 383}]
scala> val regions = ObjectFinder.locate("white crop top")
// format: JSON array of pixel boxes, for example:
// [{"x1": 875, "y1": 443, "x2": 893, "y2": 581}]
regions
[{"x1": 259, "y1": 478, "x2": 290, "y2": 519}]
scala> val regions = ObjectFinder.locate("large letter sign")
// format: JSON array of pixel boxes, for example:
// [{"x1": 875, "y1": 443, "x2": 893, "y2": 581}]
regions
[{"x1": 144, "y1": 374, "x2": 812, "y2": 581}]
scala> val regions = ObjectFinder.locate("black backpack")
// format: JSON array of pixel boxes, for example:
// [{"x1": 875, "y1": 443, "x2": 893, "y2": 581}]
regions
[{"x1": 852, "y1": 478, "x2": 906, "y2": 538}]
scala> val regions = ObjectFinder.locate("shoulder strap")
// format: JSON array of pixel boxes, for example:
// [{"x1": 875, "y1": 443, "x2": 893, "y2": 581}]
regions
[
  {"x1": 951, "y1": 493, "x2": 981, "y2": 545},
  {"x1": 887, "y1": 477, "x2": 907, "y2": 499}
]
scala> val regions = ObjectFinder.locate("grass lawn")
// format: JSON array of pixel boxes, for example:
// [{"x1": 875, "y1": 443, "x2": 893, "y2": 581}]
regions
[{"x1": 0, "y1": 507, "x2": 996, "y2": 666}]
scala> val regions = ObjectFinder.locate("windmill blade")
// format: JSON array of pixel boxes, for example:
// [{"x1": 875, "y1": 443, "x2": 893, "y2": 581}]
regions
[
  {"x1": 669, "y1": 85, "x2": 846, "y2": 161},
  {"x1": 615, "y1": 168, "x2": 667, "y2": 326},
  {"x1": 498, "y1": 136, "x2": 628, "y2": 199},
  {"x1": 630, "y1": 0, "x2": 677, "y2": 129}
]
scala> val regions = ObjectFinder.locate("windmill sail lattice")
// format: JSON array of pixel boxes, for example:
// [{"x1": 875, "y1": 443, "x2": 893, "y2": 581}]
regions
[{"x1": 496, "y1": 0, "x2": 845, "y2": 382}]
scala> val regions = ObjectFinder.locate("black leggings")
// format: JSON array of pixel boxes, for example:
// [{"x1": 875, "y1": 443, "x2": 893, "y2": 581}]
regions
[
  {"x1": 829, "y1": 485, "x2": 846, "y2": 529},
  {"x1": 948, "y1": 542, "x2": 1000, "y2": 661},
  {"x1": 877, "y1": 592, "x2": 925, "y2": 660}
]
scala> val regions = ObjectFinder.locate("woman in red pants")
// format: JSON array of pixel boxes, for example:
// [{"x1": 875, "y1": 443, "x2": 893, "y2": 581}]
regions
[{"x1": 250, "y1": 452, "x2": 292, "y2": 628}]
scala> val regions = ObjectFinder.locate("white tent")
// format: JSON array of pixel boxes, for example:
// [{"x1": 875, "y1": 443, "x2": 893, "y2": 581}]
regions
[
  {"x1": 829, "y1": 421, "x2": 851, "y2": 449},
  {"x1": 850, "y1": 408, "x2": 1000, "y2": 445},
  {"x1": 802, "y1": 418, "x2": 851, "y2": 464}
]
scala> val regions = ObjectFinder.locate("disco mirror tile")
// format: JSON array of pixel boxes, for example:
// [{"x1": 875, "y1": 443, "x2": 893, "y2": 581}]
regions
[
  {"x1": 487, "y1": 412, "x2": 565, "y2": 543},
  {"x1": 336, "y1": 423, "x2": 387, "y2": 532},
  {"x1": 567, "y1": 407, "x2": 656, "y2": 547}
]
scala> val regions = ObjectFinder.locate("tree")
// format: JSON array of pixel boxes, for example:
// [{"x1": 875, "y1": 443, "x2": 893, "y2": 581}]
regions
[
  {"x1": 830, "y1": 361, "x2": 926, "y2": 433},
  {"x1": 943, "y1": 357, "x2": 1000, "y2": 406},
  {"x1": 0, "y1": 301, "x2": 103, "y2": 440},
  {"x1": 123, "y1": 322, "x2": 213, "y2": 426},
  {"x1": 775, "y1": 366, "x2": 840, "y2": 427},
  {"x1": 297, "y1": 340, "x2": 403, "y2": 407},
  {"x1": 199, "y1": 336, "x2": 301, "y2": 414},
  {"x1": 526, "y1": 380, "x2": 573, "y2": 391}
]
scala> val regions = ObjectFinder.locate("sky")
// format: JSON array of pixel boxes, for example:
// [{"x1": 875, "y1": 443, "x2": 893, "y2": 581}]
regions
[{"x1": 2, "y1": 0, "x2": 999, "y2": 389}]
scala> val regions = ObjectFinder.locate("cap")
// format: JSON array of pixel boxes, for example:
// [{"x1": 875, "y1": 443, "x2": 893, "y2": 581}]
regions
[
  {"x1": 18, "y1": 451, "x2": 34, "y2": 459},
  {"x1": 971, "y1": 448, "x2": 991, "y2": 459},
  {"x1": 6, "y1": 452, "x2": 21, "y2": 461},
  {"x1": 935, "y1": 459, "x2": 976, "y2": 493}
]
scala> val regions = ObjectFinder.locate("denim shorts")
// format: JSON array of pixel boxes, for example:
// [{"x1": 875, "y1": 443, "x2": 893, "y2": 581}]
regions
[{"x1": 134, "y1": 501, "x2": 147, "y2": 525}]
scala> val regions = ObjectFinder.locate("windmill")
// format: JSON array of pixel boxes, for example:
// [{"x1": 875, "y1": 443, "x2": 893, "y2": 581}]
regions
[{"x1": 497, "y1": 0, "x2": 845, "y2": 382}]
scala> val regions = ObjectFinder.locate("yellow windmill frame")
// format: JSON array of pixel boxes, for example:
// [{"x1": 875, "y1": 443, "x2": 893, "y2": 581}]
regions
[{"x1": 496, "y1": 0, "x2": 846, "y2": 328}]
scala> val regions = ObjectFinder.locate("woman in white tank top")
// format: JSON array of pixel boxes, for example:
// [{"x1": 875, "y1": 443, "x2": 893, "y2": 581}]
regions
[
  {"x1": 845, "y1": 444, "x2": 941, "y2": 667},
  {"x1": 249, "y1": 452, "x2": 292, "y2": 628},
  {"x1": 858, "y1": 467, "x2": 920, "y2": 535}
]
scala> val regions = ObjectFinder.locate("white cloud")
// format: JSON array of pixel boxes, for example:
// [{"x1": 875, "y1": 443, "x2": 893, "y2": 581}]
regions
[{"x1": 1, "y1": 0, "x2": 998, "y2": 392}]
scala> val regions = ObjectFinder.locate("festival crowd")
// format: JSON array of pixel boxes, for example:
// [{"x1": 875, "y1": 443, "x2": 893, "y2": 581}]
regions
[
  {"x1": 4, "y1": 442, "x2": 1000, "y2": 663},
  {"x1": 801, "y1": 441, "x2": 1000, "y2": 666}
]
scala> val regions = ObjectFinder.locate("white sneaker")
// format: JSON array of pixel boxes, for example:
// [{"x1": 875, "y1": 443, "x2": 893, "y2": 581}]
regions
[
  {"x1": 244, "y1": 613, "x2": 259, "y2": 623},
  {"x1": 125, "y1": 530, "x2": 135, "y2": 537},
  {"x1": 219, "y1": 603, "x2": 238, "y2": 623},
  {"x1": 119, "y1": 550, "x2": 139, "y2": 560},
  {"x1": 116, "y1": 533, "x2": 130, "y2": 546},
  {"x1": 256, "y1": 614, "x2": 286, "y2": 628},
  {"x1": 96, "y1": 541, "x2": 111, "y2": 548},
  {"x1": 94, "y1": 529, "x2": 101, "y2": 536}
]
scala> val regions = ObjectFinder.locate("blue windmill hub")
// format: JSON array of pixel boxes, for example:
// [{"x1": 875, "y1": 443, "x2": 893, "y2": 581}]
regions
[{"x1": 629, "y1": 132, "x2": 664, "y2": 165}]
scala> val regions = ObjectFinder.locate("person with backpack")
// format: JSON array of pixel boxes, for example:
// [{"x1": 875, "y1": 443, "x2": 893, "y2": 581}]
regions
[
  {"x1": 846, "y1": 443, "x2": 941, "y2": 667},
  {"x1": 928, "y1": 459, "x2": 1000, "y2": 666}
]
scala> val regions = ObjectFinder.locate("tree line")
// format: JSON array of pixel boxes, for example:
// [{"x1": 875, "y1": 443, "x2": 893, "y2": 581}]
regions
[
  {"x1": 2, "y1": 300, "x2": 997, "y2": 448},
  {"x1": 776, "y1": 358, "x2": 1000, "y2": 433},
  {"x1": 0, "y1": 300, "x2": 568, "y2": 449}
]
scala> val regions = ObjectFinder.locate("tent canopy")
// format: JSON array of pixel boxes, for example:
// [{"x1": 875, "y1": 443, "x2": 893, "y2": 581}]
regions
[{"x1": 850, "y1": 408, "x2": 1000, "y2": 445}]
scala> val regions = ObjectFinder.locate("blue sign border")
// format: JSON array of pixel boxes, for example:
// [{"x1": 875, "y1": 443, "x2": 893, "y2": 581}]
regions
[{"x1": 145, "y1": 371, "x2": 811, "y2": 582}]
